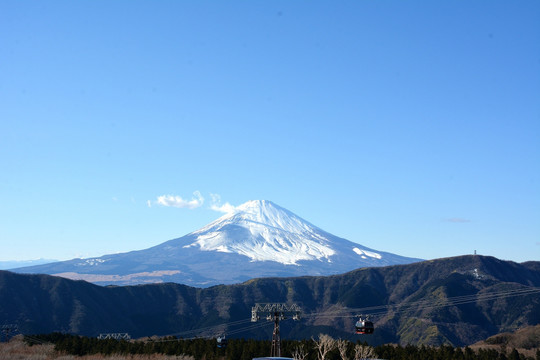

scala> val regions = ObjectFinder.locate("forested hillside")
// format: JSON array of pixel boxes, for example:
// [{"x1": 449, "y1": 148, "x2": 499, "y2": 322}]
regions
[{"x1": 1, "y1": 255, "x2": 539, "y2": 347}]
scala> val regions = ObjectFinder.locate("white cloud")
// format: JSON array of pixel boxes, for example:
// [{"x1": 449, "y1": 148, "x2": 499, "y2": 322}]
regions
[
  {"x1": 211, "y1": 202, "x2": 237, "y2": 213},
  {"x1": 149, "y1": 191, "x2": 238, "y2": 213},
  {"x1": 444, "y1": 218, "x2": 471, "y2": 223},
  {"x1": 152, "y1": 191, "x2": 204, "y2": 209},
  {"x1": 209, "y1": 193, "x2": 237, "y2": 214},
  {"x1": 210, "y1": 193, "x2": 221, "y2": 204}
]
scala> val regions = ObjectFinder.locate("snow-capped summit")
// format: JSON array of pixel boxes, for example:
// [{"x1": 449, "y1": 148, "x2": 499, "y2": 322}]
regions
[
  {"x1": 223, "y1": 200, "x2": 314, "y2": 233},
  {"x1": 184, "y1": 200, "x2": 335, "y2": 264},
  {"x1": 13, "y1": 200, "x2": 422, "y2": 287}
]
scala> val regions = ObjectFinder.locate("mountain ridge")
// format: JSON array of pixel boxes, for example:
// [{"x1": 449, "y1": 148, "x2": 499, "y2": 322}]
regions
[{"x1": 2, "y1": 255, "x2": 539, "y2": 346}]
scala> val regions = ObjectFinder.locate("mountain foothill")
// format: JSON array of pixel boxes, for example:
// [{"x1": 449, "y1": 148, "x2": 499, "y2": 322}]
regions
[
  {"x1": 2, "y1": 255, "x2": 539, "y2": 347},
  {"x1": 3, "y1": 200, "x2": 539, "y2": 348}
]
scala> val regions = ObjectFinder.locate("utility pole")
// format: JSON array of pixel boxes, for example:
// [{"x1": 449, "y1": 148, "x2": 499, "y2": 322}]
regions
[
  {"x1": 251, "y1": 303, "x2": 301, "y2": 357},
  {"x1": 1, "y1": 324, "x2": 18, "y2": 342}
]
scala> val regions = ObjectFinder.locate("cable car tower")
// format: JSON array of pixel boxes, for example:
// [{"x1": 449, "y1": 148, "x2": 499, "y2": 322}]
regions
[{"x1": 251, "y1": 303, "x2": 301, "y2": 357}]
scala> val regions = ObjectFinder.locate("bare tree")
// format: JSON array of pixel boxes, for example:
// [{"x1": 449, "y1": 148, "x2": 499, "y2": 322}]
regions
[
  {"x1": 336, "y1": 339, "x2": 349, "y2": 360},
  {"x1": 354, "y1": 344, "x2": 375, "y2": 360},
  {"x1": 292, "y1": 344, "x2": 308, "y2": 360},
  {"x1": 312, "y1": 334, "x2": 336, "y2": 360}
]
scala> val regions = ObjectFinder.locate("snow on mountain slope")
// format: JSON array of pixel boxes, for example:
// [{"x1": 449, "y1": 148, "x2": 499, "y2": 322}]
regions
[{"x1": 183, "y1": 200, "x2": 336, "y2": 264}]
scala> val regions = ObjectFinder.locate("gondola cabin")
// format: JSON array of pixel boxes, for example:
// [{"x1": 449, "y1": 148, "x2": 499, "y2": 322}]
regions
[
  {"x1": 355, "y1": 317, "x2": 374, "y2": 334},
  {"x1": 217, "y1": 336, "x2": 227, "y2": 349}
]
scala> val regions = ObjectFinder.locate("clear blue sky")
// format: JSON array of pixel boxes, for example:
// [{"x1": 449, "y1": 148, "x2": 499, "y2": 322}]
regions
[{"x1": 1, "y1": 1, "x2": 539, "y2": 263}]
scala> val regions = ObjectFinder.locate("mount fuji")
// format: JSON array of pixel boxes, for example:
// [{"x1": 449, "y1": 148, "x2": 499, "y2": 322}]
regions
[{"x1": 13, "y1": 200, "x2": 421, "y2": 287}]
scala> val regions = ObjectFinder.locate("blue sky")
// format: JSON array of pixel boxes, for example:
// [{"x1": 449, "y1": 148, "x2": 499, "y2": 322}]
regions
[{"x1": 1, "y1": 1, "x2": 539, "y2": 264}]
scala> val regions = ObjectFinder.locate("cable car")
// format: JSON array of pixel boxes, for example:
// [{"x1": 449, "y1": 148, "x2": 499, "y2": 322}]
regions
[
  {"x1": 217, "y1": 335, "x2": 227, "y2": 349},
  {"x1": 355, "y1": 316, "x2": 374, "y2": 334}
]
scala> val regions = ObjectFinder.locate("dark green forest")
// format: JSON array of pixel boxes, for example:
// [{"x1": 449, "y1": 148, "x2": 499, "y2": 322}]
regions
[{"x1": 24, "y1": 333, "x2": 540, "y2": 360}]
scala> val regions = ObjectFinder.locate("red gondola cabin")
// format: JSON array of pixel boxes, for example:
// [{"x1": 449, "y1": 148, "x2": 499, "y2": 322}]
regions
[{"x1": 355, "y1": 317, "x2": 374, "y2": 334}]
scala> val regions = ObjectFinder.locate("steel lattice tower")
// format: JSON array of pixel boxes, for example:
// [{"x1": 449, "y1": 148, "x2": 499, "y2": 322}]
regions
[
  {"x1": 1, "y1": 324, "x2": 18, "y2": 342},
  {"x1": 251, "y1": 303, "x2": 301, "y2": 357}
]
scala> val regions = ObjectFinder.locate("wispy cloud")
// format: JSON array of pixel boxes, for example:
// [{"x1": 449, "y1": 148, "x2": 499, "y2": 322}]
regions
[
  {"x1": 148, "y1": 191, "x2": 238, "y2": 214},
  {"x1": 211, "y1": 202, "x2": 237, "y2": 213},
  {"x1": 209, "y1": 193, "x2": 237, "y2": 214},
  {"x1": 150, "y1": 191, "x2": 204, "y2": 209},
  {"x1": 444, "y1": 218, "x2": 471, "y2": 223}
]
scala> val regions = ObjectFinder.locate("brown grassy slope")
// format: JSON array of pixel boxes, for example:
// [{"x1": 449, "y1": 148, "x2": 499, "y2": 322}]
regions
[
  {"x1": 469, "y1": 324, "x2": 540, "y2": 359},
  {"x1": 0, "y1": 336, "x2": 195, "y2": 360}
]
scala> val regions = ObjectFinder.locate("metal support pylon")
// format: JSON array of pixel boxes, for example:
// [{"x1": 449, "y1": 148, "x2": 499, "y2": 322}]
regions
[
  {"x1": 1, "y1": 324, "x2": 18, "y2": 342},
  {"x1": 251, "y1": 303, "x2": 301, "y2": 358},
  {"x1": 271, "y1": 311, "x2": 281, "y2": 357}
]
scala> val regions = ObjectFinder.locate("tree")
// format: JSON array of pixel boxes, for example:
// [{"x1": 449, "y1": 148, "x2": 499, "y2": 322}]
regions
[
  {"x1": 312, "y1": 334, "x2": 336, "y2": 360},
  {"x1": 292, "y1": 344, "x2": 308, "y2": 360},
  {"x1": 508, "y1": 348, "x2": 520, "y2": 360},
  {"x1": 336, "y1": 339, "x2": 349, "y2": 360},
  {"x1": 354, "y1": 344, "x2": 374, "y2": 360}
]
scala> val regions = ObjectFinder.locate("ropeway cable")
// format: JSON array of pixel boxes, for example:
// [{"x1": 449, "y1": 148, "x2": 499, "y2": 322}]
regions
[
  {"x1": 151, "y1": 286, "x2": 540, "y2": 340},
  {"x1": 90, "y1": 285, "x2": 540, "y2": 342},
  {"x1": 149, "y1": 319, "x2": 272, "y2": 342},
  {"x1": 166, "y1": 317, "x2": 254, "y2": 338},
  {"x1": 303, "y1": 286, "x2": 540, "y2": 319}
]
